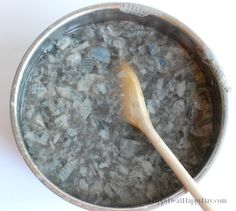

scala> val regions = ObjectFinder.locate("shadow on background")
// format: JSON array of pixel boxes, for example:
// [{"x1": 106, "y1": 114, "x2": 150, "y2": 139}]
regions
[{"x1": 0, "y1": 34, "x2": 33, "y2": 161}]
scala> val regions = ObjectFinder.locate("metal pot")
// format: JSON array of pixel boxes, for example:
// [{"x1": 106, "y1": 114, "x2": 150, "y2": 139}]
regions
[{"x1": 10, "y1": 2, "x2": 227, "y2": 210}]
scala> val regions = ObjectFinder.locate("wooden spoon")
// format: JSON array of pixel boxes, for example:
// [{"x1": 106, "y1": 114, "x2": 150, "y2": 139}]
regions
[{"x1": 117, "y1": 62, "x2": 213, "y2": 211}]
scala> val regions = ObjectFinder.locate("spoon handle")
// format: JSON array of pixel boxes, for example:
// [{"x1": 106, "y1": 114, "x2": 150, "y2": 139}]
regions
[{"x1": 143, "y1": 125, "x2": 213, "y2": 211}]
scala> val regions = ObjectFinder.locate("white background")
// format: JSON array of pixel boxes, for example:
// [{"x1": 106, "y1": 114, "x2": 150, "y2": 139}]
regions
[{"x1": 0, "y1": 0, "x2": 235, "y2": 210}]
